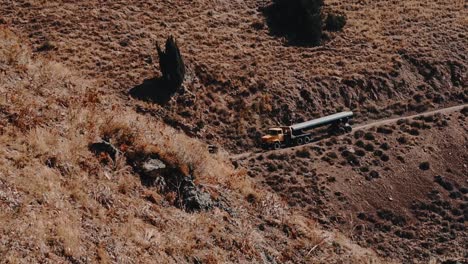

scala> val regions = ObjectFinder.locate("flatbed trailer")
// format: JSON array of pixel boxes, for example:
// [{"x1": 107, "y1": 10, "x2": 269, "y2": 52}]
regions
[{"x1": 261, "y1": 111, "x2": 353, "y2": 149}]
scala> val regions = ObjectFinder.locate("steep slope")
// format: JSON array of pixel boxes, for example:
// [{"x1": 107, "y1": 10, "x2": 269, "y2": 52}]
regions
[
  {"x1": 0, "y1": 27, "x2": 384, "y2": 263},
  {"x1": 237, "y1": 108, "x2": 468, "y2": 263},
  {"x1": 1, "y1": 0, "x2": 466, "y2": 262},
  {"x1": 0, "y1": 0, "x2": 465, "y2": 152}
]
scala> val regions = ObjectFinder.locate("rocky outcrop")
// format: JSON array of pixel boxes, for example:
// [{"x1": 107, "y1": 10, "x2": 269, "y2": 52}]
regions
[{"x1": 139, "y1": 158, "x2": 213, "y2": 212}]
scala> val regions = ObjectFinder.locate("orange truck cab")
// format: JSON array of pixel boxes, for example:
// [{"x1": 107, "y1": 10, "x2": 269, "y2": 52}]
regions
[{"x1": 261, "y1": 128, "x2": 286, "y2": 149}]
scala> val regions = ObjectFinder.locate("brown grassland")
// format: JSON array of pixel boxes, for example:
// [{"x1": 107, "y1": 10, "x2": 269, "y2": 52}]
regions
[
  {"x1": 1, "y1": 0, "x2": 466, "y2": 151},
  {"x1": 0, "y1": 28, "x2": 381, "y2": 263},
  {"x1": 0, "y1": 0, "x2": 466, "y2": 263}
]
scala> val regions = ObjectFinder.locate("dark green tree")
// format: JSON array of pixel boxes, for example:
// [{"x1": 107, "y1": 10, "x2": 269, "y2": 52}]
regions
[
  {"x1": 267, "y1": 0, "x2": 324, "y2": 46},
  {"x1": 157, "y1": 36, "x2": 186, "y2": 93},
  {"x1": 325, "y1": 13, "x2": 347, "y2": 32}
]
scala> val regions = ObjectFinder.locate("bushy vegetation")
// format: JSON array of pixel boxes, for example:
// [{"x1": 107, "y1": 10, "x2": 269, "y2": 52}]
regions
[
  {"x1": 264, "y1": 0, "x2": 346, "y2": 46},
  {"x1": 266, "y1": 0, "x2": 324, "y2": 46},
  {"x1": 325, "y1": 13, "x2": 347, "y2": 32},
  {"x1": 131, "y1": 36, "x2": 186, "y2": 103}
]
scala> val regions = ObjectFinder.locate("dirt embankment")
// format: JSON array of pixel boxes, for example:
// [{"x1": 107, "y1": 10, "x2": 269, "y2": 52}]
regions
[{"x1": 237, "y1": 109, "x2": 468, "y2": 263}]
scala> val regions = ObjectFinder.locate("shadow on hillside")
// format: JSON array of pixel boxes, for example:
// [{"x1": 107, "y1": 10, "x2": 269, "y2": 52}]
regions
[
  {"x1": 261, "y1": 3, "x2": 325, "y2": 47},
  {"x1": 129, "y1": 77, "x2": 173, "y2": 105},
  {"x1": 261, "y1": 5, "x2": 289, "y2": 41}
]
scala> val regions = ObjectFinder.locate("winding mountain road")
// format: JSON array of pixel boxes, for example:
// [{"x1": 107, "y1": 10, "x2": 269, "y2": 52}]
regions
[{"x1": 231, "y1": 104, "x2": 468, "y2": 160}]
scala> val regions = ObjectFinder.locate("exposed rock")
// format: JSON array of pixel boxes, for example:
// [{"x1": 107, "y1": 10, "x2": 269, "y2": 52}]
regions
[
  {"x1": 141, "y1": 158, "x2": 167, "y2": 177},
  {"x1": 138, "y1": 158, "x2": 213, "y2": 212},
  {"x1": 180, "y1": 178, "x2": 213, "y2": 211}
]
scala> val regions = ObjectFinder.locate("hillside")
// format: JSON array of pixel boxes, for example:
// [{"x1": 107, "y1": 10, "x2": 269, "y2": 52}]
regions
[
  {"x1": 0, "y1": 0, "x2": 467, "y2": 263},
  {"x1": 1, "y1": 26, "x2": 379, "y2": 263},
  {"x1": 236, "y1": 107, "x2": 468, "y2": 263},
  {"x1": 1, "y1": 0, "x2": 466, "y2": 152}
]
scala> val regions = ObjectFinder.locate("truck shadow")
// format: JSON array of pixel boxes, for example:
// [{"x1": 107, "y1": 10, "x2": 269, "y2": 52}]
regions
[{"x1": 260, "y1": 133, "x2": 333, "y2": 152}]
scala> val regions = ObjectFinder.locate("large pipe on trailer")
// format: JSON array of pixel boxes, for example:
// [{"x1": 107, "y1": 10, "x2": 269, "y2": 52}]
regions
[
  {"x1": 290, "y1": 111, "x2": 353, "y2": 132},
  {"x1": 261, "y1": 111, "x2": 354, "y2": 149}
]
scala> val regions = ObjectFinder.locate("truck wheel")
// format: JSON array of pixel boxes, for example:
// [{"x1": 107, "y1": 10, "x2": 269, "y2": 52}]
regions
[
  {"x1": 345, "y1": 125, "x2": 352, "y2": 133},
  {"x1": 273, "y1": 142, "x2": 281, "y2": 149},
  {"x1": 296, "y1": 138, "x2": 303, "y2": 145},
  {"x1": 304, "y1": 136, "x2": 311, "y2": 144}
]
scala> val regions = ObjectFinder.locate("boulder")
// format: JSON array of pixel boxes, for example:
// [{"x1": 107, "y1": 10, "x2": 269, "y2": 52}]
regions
[
  {"x1": 138, "y1": 158, "x2": 213, "y2": 212},
  {"x1": 141, "y1": 158, "x2": 167, "y2": 178}
]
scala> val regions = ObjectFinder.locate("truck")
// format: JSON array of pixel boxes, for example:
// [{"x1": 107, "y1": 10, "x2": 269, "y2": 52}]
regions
[{"x1": 261, "y1": 111, "x2": 353, "y2": 149}]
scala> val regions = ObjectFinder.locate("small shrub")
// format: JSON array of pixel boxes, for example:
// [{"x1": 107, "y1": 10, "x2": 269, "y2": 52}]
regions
[
  {"x1": 364, "y1": 143, "x2": 375, "y2": 151},
  {"x1": 268, "y1": 153, "x2": 284, "y2": 160},
  {"x1": 266, "y1": 162, "x2": 278, "y2": 172},
  {"x1": 449, "y1": 191, "x2": 462, "y2": 199},
  {"x1": 408, "y1": 128, "x2": 420, "y2": 136},
  {"x1": 354, "y1": 130, "x2": 365, "y2": 139},
  {"x1": 321, "y1": 155, "x2": 332, "y2": 164},
  {"x1": 436, "y1": 120, "x2": 449, "y2": 127},
  {"x1": 422, "y1": 115, "x2": 436, "y2": 123},
  {"x1": 364, "y1": 132, "x2": 375, "y2": 140},
  {"x1": 380, "y1": 154, "x2": 390, "y2": 162},
  {"x1": 459, "y1": 187, "x2": 467, "y2": 194},
  {"x1": 246, "y1": 193, "x2": 258, "y2": 204},
  {"x1": 326, "y1": 151, "x2": 338, "y2": 159},
  {"x1": 410, "y1": 121, "x2": 423, "y2": 129},
  {"x1": 380, "y1": 142, "x2": 390, "y2": 150},
  {"x1": 419, "y1": 162, "x2": 430, "y2": 171},
  {"x1": 397, "y1": 155, "x2": 405, "y2": 163},
  {"x1": 461, "y1": 106, "x2": 468, "y2": 116},
  {"x1": 377, "y1": 209, "x2": 407, "y2": 226},
  {"x1": 355, "y1": 140, "x2": 365, "y2": 148},
  {"x1": 37, "y1": 40, "x2": 56, "y2": 52},
  {"x1": 395, "y1": 230, "x2": 415, "y2": 240},
  {"x1": 377, "y1": 126, "x2": 393, "y2": 134},
  {"x1": 434, "y1": 176, "x2": 453, "y2": 191},
  {"x1": 342, "y1": 152, "x2": 360, "y2": 166},
  {"x1": 397, "y1": 136, "x2": 408, "y2": 144},
  {"x1": 396, "y1": 119, "x2": 406, "y2": 125},
  {"x1": 325, "y1": 13, "x2": 346, "y2": 31},
  {"x1": 355, "y1": 149, "x2": 366, "y2": 157},
  {"x1": 251, "y1": 21, "x2": 265, "y2": 30},
  {"x1": 369, "y1": 170, "x2": 380, "y2": 179}
]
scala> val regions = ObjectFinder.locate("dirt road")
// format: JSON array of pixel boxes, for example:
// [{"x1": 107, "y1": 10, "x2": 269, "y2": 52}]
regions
[{"x1": 231, "y1": 104, "x2": 468, "y2": 160}]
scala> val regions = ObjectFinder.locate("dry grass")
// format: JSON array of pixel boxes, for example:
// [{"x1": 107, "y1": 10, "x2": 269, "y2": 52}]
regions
[
  {"x1": 1, "y1": 1, "x2": 465, "y2": 153},
  {"x1": 0, "y1": 0, "x2": 465, "y2": 261},
  {"x1": 0, "y1": 27, "x2": 383, "y2": 263}
]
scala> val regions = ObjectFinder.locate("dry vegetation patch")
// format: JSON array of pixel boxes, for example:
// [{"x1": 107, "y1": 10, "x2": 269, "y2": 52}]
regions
[
  {"x1": 238, "y1": 110, "x2": 467, "y2": 263},
  {"x1": 1, "y1": 1, "x2": 466, "y2": 153},
  {"x1": 0, "y1": 27, "x2": 382, "y2": 263}
]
